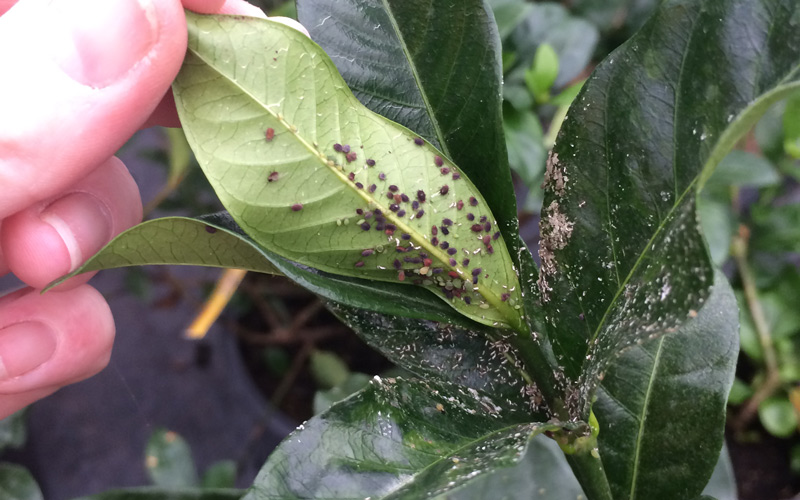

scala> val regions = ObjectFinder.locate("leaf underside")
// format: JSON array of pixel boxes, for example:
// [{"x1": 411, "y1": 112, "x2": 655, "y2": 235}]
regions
[{"x1": 173, "y1": 12, "x2": 524, "y2": 331}]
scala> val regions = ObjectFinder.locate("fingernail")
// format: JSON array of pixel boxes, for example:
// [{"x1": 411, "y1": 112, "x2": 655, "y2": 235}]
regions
[
  {"x1": 40, "y1": 193, "x2": 113, "y2": 272},
  {"x1": 0, "y1": 322, "x2": 58, "y2": 380},
  {"x1": 53, "y1": 0, "x2": 159, "y2": 88}
]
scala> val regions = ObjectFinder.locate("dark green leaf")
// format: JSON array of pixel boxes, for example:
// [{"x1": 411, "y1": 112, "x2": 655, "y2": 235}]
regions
[
  {"x1": 74, "y1": 488, "x2": 244, "y2": 500},
  {"x1": 48, "y1": 217, "x2": 281, "y2": 290},
  {"x1": 570, "y1": 0, "x2": 659, "y2": 39},
  {"x1": 201, "y1": 461, "x2": 238, "y2": 490},
  {"x1": 593, "y1": 272, "x2": 739, "y2": 500},
  {"x1": 538, "y1": 0, "x2": 800, "y2": 419},
  {"x1": 246, "y1": 377, "x2": 560, "y2": 499},
  {"x1": 0, "y1": 411, "x2": 26, "y2": 453},
  {"x1": 297, "y1": 0, "x2": 518, "y2": 250},
  {"x1": 443, "y1": 433, "x2": 585, "y2": 500},
  {"x1": 174, "y1": 12, "x2": 524, "y2": 331},
  {"x1": 326, "y1": 303, "x2": 541, "y2": 413},
  {"x1": 145, "y1": 429, "x2": 198, "y2": 488},
  {"x1": 0, "y1": 464, "x2": 42, "y2": 500}
]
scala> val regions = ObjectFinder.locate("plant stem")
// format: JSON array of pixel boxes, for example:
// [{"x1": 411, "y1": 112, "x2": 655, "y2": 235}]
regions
[
  {"x1": 731, "y1": 224, "x2": 781, "y2": 431},
  {"x1": 566, "y1": 451, "x2": 613, "y2": 500}
]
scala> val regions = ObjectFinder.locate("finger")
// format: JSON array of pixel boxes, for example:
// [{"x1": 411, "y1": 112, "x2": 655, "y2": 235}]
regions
[
  {"x1": 1, "y1": 156, "x2": 142, "y2": 290},
  {"x1": 0, "y1": 0, "x2": 186, "y2": 220},
  {"x1": 0, "y1": 285, "x2": 115, "y2": 419}
]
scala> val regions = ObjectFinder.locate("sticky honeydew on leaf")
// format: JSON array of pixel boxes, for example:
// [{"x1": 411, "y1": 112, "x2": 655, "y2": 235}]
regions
[{"x1": 172, "y1": 12, "x2": 525, "y2": 332}]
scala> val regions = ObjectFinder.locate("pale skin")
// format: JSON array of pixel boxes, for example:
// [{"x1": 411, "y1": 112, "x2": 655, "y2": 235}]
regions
[{"x1": 0, "y1": 0, "x2": 307, "y2": 419}]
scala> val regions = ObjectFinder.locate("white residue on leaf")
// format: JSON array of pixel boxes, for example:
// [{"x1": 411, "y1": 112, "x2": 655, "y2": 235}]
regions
[{"x1": 537, "y1": 201, "x2": 575, "y2": 302}]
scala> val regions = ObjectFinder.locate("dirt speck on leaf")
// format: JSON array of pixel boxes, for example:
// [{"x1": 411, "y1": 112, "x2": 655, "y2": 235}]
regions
[{"x1": 537, "y1": 201, "x2": 574, "y2": 302}]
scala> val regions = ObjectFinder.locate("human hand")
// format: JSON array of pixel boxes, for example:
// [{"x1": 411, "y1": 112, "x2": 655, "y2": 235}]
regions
[{"x1": 0, "y1": 0, "x2": 306, "y2": 420}]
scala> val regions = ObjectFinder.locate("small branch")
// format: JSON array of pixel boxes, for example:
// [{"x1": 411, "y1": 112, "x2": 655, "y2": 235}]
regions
[
  {"x1": 185, "y1": 269, "x2": 248, "y2": 339},
  {"x1": 731, "y1": 224, "x2": 781, "y2": 431}
]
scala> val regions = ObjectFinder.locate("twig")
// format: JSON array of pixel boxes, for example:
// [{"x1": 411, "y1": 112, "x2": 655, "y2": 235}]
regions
[
  {"x1": 185, "y1": 269, "x2": 247, "y2": 339},
  {"x1": 732, "y1": 224, "x2": 781, "y2": 431}
]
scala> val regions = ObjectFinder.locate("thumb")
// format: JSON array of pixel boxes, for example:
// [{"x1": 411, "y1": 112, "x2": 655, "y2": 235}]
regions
[{"x1": 0, "y1": 0, "x2": 186, "y2": 219}]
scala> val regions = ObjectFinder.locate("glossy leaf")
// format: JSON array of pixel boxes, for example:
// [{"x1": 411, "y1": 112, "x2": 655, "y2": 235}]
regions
[
  {"x1": 201, "y1": 461, "x2": 237, "y2": 490},
  {"x1": 173, "y1": 12, "x2": 524, "y2": 331},
  {"x1": 704, "y1": 150, "x2": 781, "y2": 190},
  {"x1": 593, "y1": 272, "x2": 739, "y2": 500},
  {"x1": 538, "y1": 0, "x2": 800, "y2": 419},
  {"x1": 503, "y1": 107, "x2": 547, "y2": 189},
  {"x1": 326, "y1": 302, "x2": 540, "y2": 412},
  {"x1": 74, "y1": 489, "x2": 244, "y2": 500},
  {"x1": 759, "y1": 397, "x2": 798, "y2": 437},
  {"x1": 296, "y1": 0, "x2": 519, "y2": 247},
  {"x1": 487, "y1": 0, "x2": 534, "y2": 40},
  {"x1": 48, "y1": 217, "x2": 280, "y2": 290},
  {"x1": 246, "y1": 377, "x2": 560, "y2": 499},
  {"x1": 145, "y1": 429, "x2": 198, "y2": 488},
  {"x1": 0, "y1": 464, "x2": 41, "y2": 500}
]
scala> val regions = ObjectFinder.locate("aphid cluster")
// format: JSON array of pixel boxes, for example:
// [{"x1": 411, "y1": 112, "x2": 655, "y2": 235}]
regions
[{"x1": 264, "y1": 128, "x2": 516, "y2": 314}]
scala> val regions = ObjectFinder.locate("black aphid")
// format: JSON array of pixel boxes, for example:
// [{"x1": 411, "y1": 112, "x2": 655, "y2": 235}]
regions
[
  {"x1": 346, "y1": 151, "x2": 357, "y2": 163},
  {"x1": 342, "y1": 144, "x2": 351, "y2": 153},
  {"x1": 366, "y1": 159, "x2": 376, "y2": 166},
  {"x1": 432, "y1": 237, "x2": 439, "y2": 246},
  {"x1": 470, "y1": 224, "x2": 483, "y2": 232},
  {"x1": 449, "y1": 258, "x2": 457, "y2": 266},
  {"x1": 389, "y1": 204, "x2": 399, "y2": 212},
  {"x1": 369, "y1": 184, "x2": 377, "y2": 193},
  {"x1": 356, "y1": 208, "x2": 364, "y2": 215},
  {"x1": 265, "y1": 128, "x2": 275, "y2": 141},
  {"x1": 493, "y1": 232, "x2": 500, "y2": 240},
  {"x1": 386, "y1": 223, "x2": 397, "y2": 231},
  {"x1": 432, "y1": 226, "x2": 438, "y2": 236},
  {"x1": 401, "y1": 233, "x2": 411, "y2": 240},
  {"x1": 355, "y1": 261, "x2": 365, "y2": 268},
  {"x1": 440, "y1": 167, "x2": 450, "y2": 175},
  {"x1": 267, "y1": 171, "x2": 279, "y2": 182},
  {"x1": 447, "y1": 248, "x2": 457, "y2": 255},
  {"x1": 434, "y1": 155, "x2": 444, "y2": 167},
  {"x1": 291, "y1": 203, "x2": 303, "y2": 211},
  {"x1": 360, "y1": 222, "x2": 371, "y2": 231},
  {"x1": 416, "y1": 209, "x2": 425, "y2": 218},
  {"x1": 452, "y1": 173, "x2": 461, "y2": 180},
  {"x1": 464, "y1": 296, "x2": 472, "y2": 304},
  {"x1": 414, "y1": 137, "x2": 424, "y2": 146},
  {"x1": 501, "y1": 293, "x2": 510, "y2": 301},
  {"x1": 333, "y1": 143, "x2": 343, "y2": 152},
  {"x1": 483, "y1": 222, "x2": 491, "y2": 232},
  {"x1": 355, "y1": 182, "x2": 363, "y2": 189},
  {"x1": 362, "y1": 249, "x2": 374, "y2": 256},
  {"x1": 440, "y1": 241, "x2": 449, "y2": 249},
  {"x1": 462, "y1": 258, "x2": 470, "y2": 266},
  {"x1": 205, "y1": 226, "x2": 217, "y2": 234},
  {"x1": 393, "y1": 259, "x2": 402, "y2": 269},
  {"x1": 348, "y1": 172, "x2": 355, "y2": 181},
  {"x1": 379, "y1": 172, "x2": 387, "y2": 180},
  {"x1": 442, "y1": 218, "x2": 453, "y2": 226},
  {"x1": 412, "y1": 201, "x2": 420, "y2": 210},
  {"x1": 457, "y1": 200, "x2": 464, "y2": 210},
  {"x1": 397, "y1": 210, "x2": 406, "y2": 217},
  {"x1": 480, "y1": 215, "x2": 487, "y2": 223},
  {"x1": 387, "y1": 192, "x2": 394, "y2": 200},
  {"x1": 469, "y1": 196, "x2": 478, "y2": 206},
  {"x1": 417, "y1": 190, "x2": 426, "y2": 202},
  {"x1": 472, "y1": 268, "x2": 482, "y2": 276},
  {"x1": 441, "y1": 227, "x2": 449, "y2": 235},
  {"x1": 400, "y1": 193, "x2": 410, "y2": 202},
  {"x1": 389, "y1": 185, "x2": 399, "y2": 192},
  {"x1": 467, "y1": 213, "x2": 475, "y2": 221}
]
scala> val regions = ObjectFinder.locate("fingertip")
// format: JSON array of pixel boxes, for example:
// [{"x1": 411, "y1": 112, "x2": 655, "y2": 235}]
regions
[{"x1": 0, "y1": 285, "x2": 115, "y2": 395}]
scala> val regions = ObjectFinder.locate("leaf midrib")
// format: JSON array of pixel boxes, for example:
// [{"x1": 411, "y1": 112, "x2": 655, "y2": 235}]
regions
[
  {"x1": 184, "y1": 25, "x2": 523, "y2": 332},
  {"x1": 628, "y1": 338, "x2": 664, "y2": 499}
]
